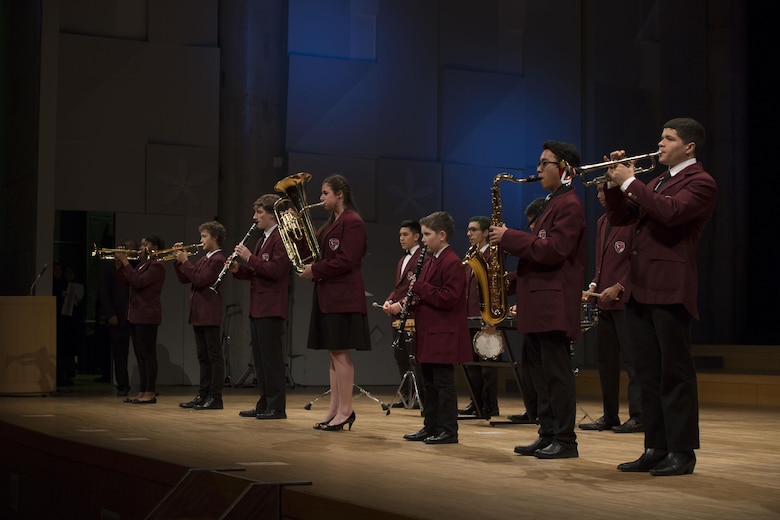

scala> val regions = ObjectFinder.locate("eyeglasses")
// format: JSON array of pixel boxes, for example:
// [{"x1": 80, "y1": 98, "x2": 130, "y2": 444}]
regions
[
  {"x1": 536, "y1": 159, "x2": 560, "y2": 170},
  {"x1": 466, "y1": 227, "x2": 481, "y2": 233}
]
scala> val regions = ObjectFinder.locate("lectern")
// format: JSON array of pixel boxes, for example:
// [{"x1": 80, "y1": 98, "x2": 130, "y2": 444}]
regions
[{"x1": 0, "y1": 296, "x2": 56, "y2": 395}]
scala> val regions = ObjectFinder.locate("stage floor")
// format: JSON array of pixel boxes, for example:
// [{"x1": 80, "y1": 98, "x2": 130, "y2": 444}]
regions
[{"x1": 1, "y1": 383, "x2": 779, "y2": 519}]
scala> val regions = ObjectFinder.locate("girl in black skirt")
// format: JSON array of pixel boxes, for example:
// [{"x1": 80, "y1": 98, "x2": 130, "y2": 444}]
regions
[{"x1": 299, "y1": 175, "x2": 370, "y2": 431}]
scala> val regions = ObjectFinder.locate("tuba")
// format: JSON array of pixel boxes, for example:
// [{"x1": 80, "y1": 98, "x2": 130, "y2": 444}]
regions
[
  {"x1": 273, "y1": 172, "x2": 325, "y2": 273},
  {"x1": 463, "y1": 173, "x2": 538, "y2": 326}
]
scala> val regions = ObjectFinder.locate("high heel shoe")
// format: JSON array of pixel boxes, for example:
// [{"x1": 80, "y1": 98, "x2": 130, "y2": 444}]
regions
[
  {"x1": 323, "y1": 411, "x2": 356, "y2": 431},
  {"x1": 313, "y1": 417, "x2": 335, "y2": 430}
]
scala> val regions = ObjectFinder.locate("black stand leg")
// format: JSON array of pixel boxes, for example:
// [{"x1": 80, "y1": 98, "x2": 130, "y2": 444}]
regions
[{"x1": 304, "y1": 385, "x2": 390, "y2": 415}]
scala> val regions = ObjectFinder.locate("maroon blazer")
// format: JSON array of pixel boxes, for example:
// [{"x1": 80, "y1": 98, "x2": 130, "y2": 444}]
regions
[
  {"x1": 385, "y1": 246, "x2": 423, "y2": 317},
  {"x1": 174, "y1": 250, "x2": 226, "y2": 327},
  {"x1": 123, "y1": 258, "x2": 165, "y2": 325},
  {"x1": 591, "y1": 214, "x2": 632, "y2": 311},
  {"x1": 232, "y1": 227, "x2": 291, "y2": 319},
  {"x1": 604, "y1": 161, "x2": 717, "y2": 319},
  {"x1": 311, "y1": 210, "x2": 368, "y2": 314},
  {"x1": 501, "y1": 187, "x2": 586, "y2": 340},
  {"x1": 411, "y1": 245, "x2": 472, "y2": 364}
]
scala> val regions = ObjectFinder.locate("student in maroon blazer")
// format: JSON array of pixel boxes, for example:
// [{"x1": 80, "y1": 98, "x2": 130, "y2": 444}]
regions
[
  {"x1": 458, "y1": 215, "x2": 500, "y2": 418},
  {"x1": 300, "y1": 175, "x2": 370, "y2": 432},
  {"x1": 173, "y1": 221, "x2": 227, "y2": 411},
  {"x1": 232, "y1": 194, "x2": 292, "y2": 420},
  {"x1": 579, "y1": 184, "x2": 642, "y2": 433},
  {"x1": 382, "y1": 219, "x2": 425, "y2": 408},
  {"x1": 116, "y1": 234, "x2": 166, "y2": 404},
  {"x1": 402, "y1": 211, "x2": 472, "y2": 445},
  {"x1": 604, "y1": 118, "x2": 717, "y2": 476},
  {"x1": 490, "y1": 141, "x2": 586, "y2": 459}
]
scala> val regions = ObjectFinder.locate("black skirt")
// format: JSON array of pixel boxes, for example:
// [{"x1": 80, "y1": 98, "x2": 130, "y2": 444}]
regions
[{"x1": 307, "y1": 292, "x2": 371, "y2": 351}]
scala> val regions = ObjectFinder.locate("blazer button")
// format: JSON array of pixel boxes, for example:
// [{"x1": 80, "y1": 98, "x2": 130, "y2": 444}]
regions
[{"x1": 632, "y1": 250, "x2": 638, "y2": 256}]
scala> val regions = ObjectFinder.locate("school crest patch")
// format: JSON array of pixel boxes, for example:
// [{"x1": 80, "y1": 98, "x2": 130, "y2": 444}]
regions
[
  {"x1": 261, "y1": 252, "x2": 270, "y2": 261},
  {"x1": 328, "y1": 238, "x2": 340, "y2": 251},
  {"x1": 614, "y1": 241, "x2": 626, "y2": 254},
  {"x1": 537, "y1": 229, "x2": 547, "y2": 239}
]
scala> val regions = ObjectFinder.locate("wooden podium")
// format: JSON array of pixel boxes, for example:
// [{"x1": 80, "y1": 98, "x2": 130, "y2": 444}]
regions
[{"x1": 0, "y1": 296, "x2": 56, "y2": 395}]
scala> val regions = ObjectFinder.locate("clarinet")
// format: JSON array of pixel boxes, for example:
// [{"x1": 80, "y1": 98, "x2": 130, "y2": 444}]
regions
[
  {"x1": 390, "y1": 245, "x2": 427, "y2": 350},
  {"x1": 209, "y1": 223, "x2": 258, "y2": 293}
]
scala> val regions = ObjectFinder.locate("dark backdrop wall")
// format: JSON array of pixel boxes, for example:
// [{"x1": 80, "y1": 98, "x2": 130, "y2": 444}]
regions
[{"x1": 1, "y1": 0, "x2": 777, "y2": 386}]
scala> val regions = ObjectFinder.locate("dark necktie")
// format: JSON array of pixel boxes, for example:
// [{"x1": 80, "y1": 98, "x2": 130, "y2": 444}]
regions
[
  {"x1": 654, "y1": 171, "x2": 671, "y2": 192},
  {"x1": 255, "y1": 233, "x2": 266, "y2": 254}
]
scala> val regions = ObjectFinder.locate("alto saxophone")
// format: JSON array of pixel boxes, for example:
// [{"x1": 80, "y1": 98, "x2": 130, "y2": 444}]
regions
[{"x1": 463, "y1": 172, "x2": 538, "y2": 326}]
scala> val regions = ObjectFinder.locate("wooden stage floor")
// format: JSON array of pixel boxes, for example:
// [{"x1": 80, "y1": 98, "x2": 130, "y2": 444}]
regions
[{"x1": 1, "y1": 384, "x2": 779, "y2": 519}]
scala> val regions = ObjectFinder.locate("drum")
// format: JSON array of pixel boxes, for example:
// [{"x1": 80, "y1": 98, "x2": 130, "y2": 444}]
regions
[
  {"x1": 472, "y1": 328, "x2": 506, "y2": 360},
  {"x1": 580, "y1": 302, "x2": 599, "y2": 332}
]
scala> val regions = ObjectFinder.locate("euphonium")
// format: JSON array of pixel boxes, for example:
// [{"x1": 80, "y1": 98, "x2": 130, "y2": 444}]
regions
[
  {"x1": 463, "y1": 173, "x2": 536, "y2": 326},
  {"x1": 273, "y1": 172, "x2": 325, "y2": 274}
]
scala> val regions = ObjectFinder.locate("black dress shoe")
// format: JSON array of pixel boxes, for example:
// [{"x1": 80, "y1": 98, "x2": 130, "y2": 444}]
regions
[
  {"x1": 612, "y1": 419, "x2": 644, "y2": 433},
  {"x1": 194, "y1": 396, "x2": 223, "y2": 410},
  {"x1": 391, "y1": 400, "x2": 406, "y2": 408},
  {"x1": 649, "y1": 451, "x2": 696, "y2": 476},
  {"x1": 132, "y1": 397, "x2": 157, "y2": 404},
  {"x1": 403, "y1": 428, "x2": 431, "y2": 441},
  {"x1": 617, "y1": 448, "x2": 669, "y2": 472},
  {"x1": 458, "y1": 402, "x2": 478, "y2": 415},
  {"x1": 507, "y1": 412, "x2": 537, "y2": 424},
  {"x1": 484, "y1": 408, "x2": 500, "y2": 417},
  {"x1": 239, "y1": 408, "x2": 259, "y2": 417},
  {"x1": 514, "y1": 437, "x2": 552, "y2": 456},
  {"x1": 534, "y1": 441, "x2": 578, "y2": 459},
  {"x1": 423, "y1": 431, "x2": 458, "y2": 444},
  {"x1": 579, "y1": 416, "x2": 619, "y2": 431},
  {"x1": 256, "y1": 409, "x2": 287, "y2": 420},
  {"x1": 179, "y1": 395, "x2": 207, "y2": 409}
]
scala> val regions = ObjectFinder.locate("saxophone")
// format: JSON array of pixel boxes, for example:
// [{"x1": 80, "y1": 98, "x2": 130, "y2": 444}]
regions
[{"x1": 463, "y1": 172, "x2": 538, "y2": 326}]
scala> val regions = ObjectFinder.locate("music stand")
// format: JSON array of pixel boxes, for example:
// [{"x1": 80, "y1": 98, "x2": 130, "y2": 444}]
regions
[
  {"x1": 574, "y1": 307, "x2": 599, "y2": 424},
  {"x1": 221, "y1": 304, "x2": 241, "y2": 386},
  {"x1": 303, "y1": 385, "x2": 390, "y2": 415},
  {"x1": 390, "y1": 330, "x2": 423, "y2": 410}
]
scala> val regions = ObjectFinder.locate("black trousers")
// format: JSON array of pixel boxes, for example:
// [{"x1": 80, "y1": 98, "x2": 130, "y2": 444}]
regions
[
  {"x1": 524, "y1": 331, "x2": 577, "y2": 448},
  {"x1": 519, "y1": 339, "x2": 539, "y2": 419},
  {"x1": 595, "y1": 309, "x2": 642, "y2": 423},
  {"x1": 463, "y1": 359, "x2": 498, "y2": 410},
  {"x1": 193, "y1": 325, "x2": 224, "y2": 398},
  {"x1": 625, "y1": 298, "x2": 699, "y2": 452},
  {"x1": 109, "y1": 323, "x2": 131, "y2": 392},
  {"x1": 421, "y1": 363, "x2": 458, "y2": 436},
  {"x1": 130, "y1": 323, "x2": 158, "y2": 393},
  {"x1": 249, "y1": 317, "x2": 286, "y2": 412}
]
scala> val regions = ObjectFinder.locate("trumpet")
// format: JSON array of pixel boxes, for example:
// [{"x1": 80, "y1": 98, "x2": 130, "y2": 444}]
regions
[
  {"x1": 91, "y1": 244, "x2": 146, "y2": 260},
  {"x1": 152, "y1": 243, "x2": 203, "y2": 261},
  {"x1": 574, "y1": 151, "x2": 661, "y2": 187}
]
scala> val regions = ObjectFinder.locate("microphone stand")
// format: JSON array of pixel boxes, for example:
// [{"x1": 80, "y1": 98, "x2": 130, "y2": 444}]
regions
[{"x1": 29, "y1": 263, "x2": 48, "y2": 296}]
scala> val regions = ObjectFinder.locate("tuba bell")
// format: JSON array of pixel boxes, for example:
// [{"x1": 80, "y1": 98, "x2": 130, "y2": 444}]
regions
[{"x1": 273, "y1": 172, "x2": 325, "y2": 273}]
